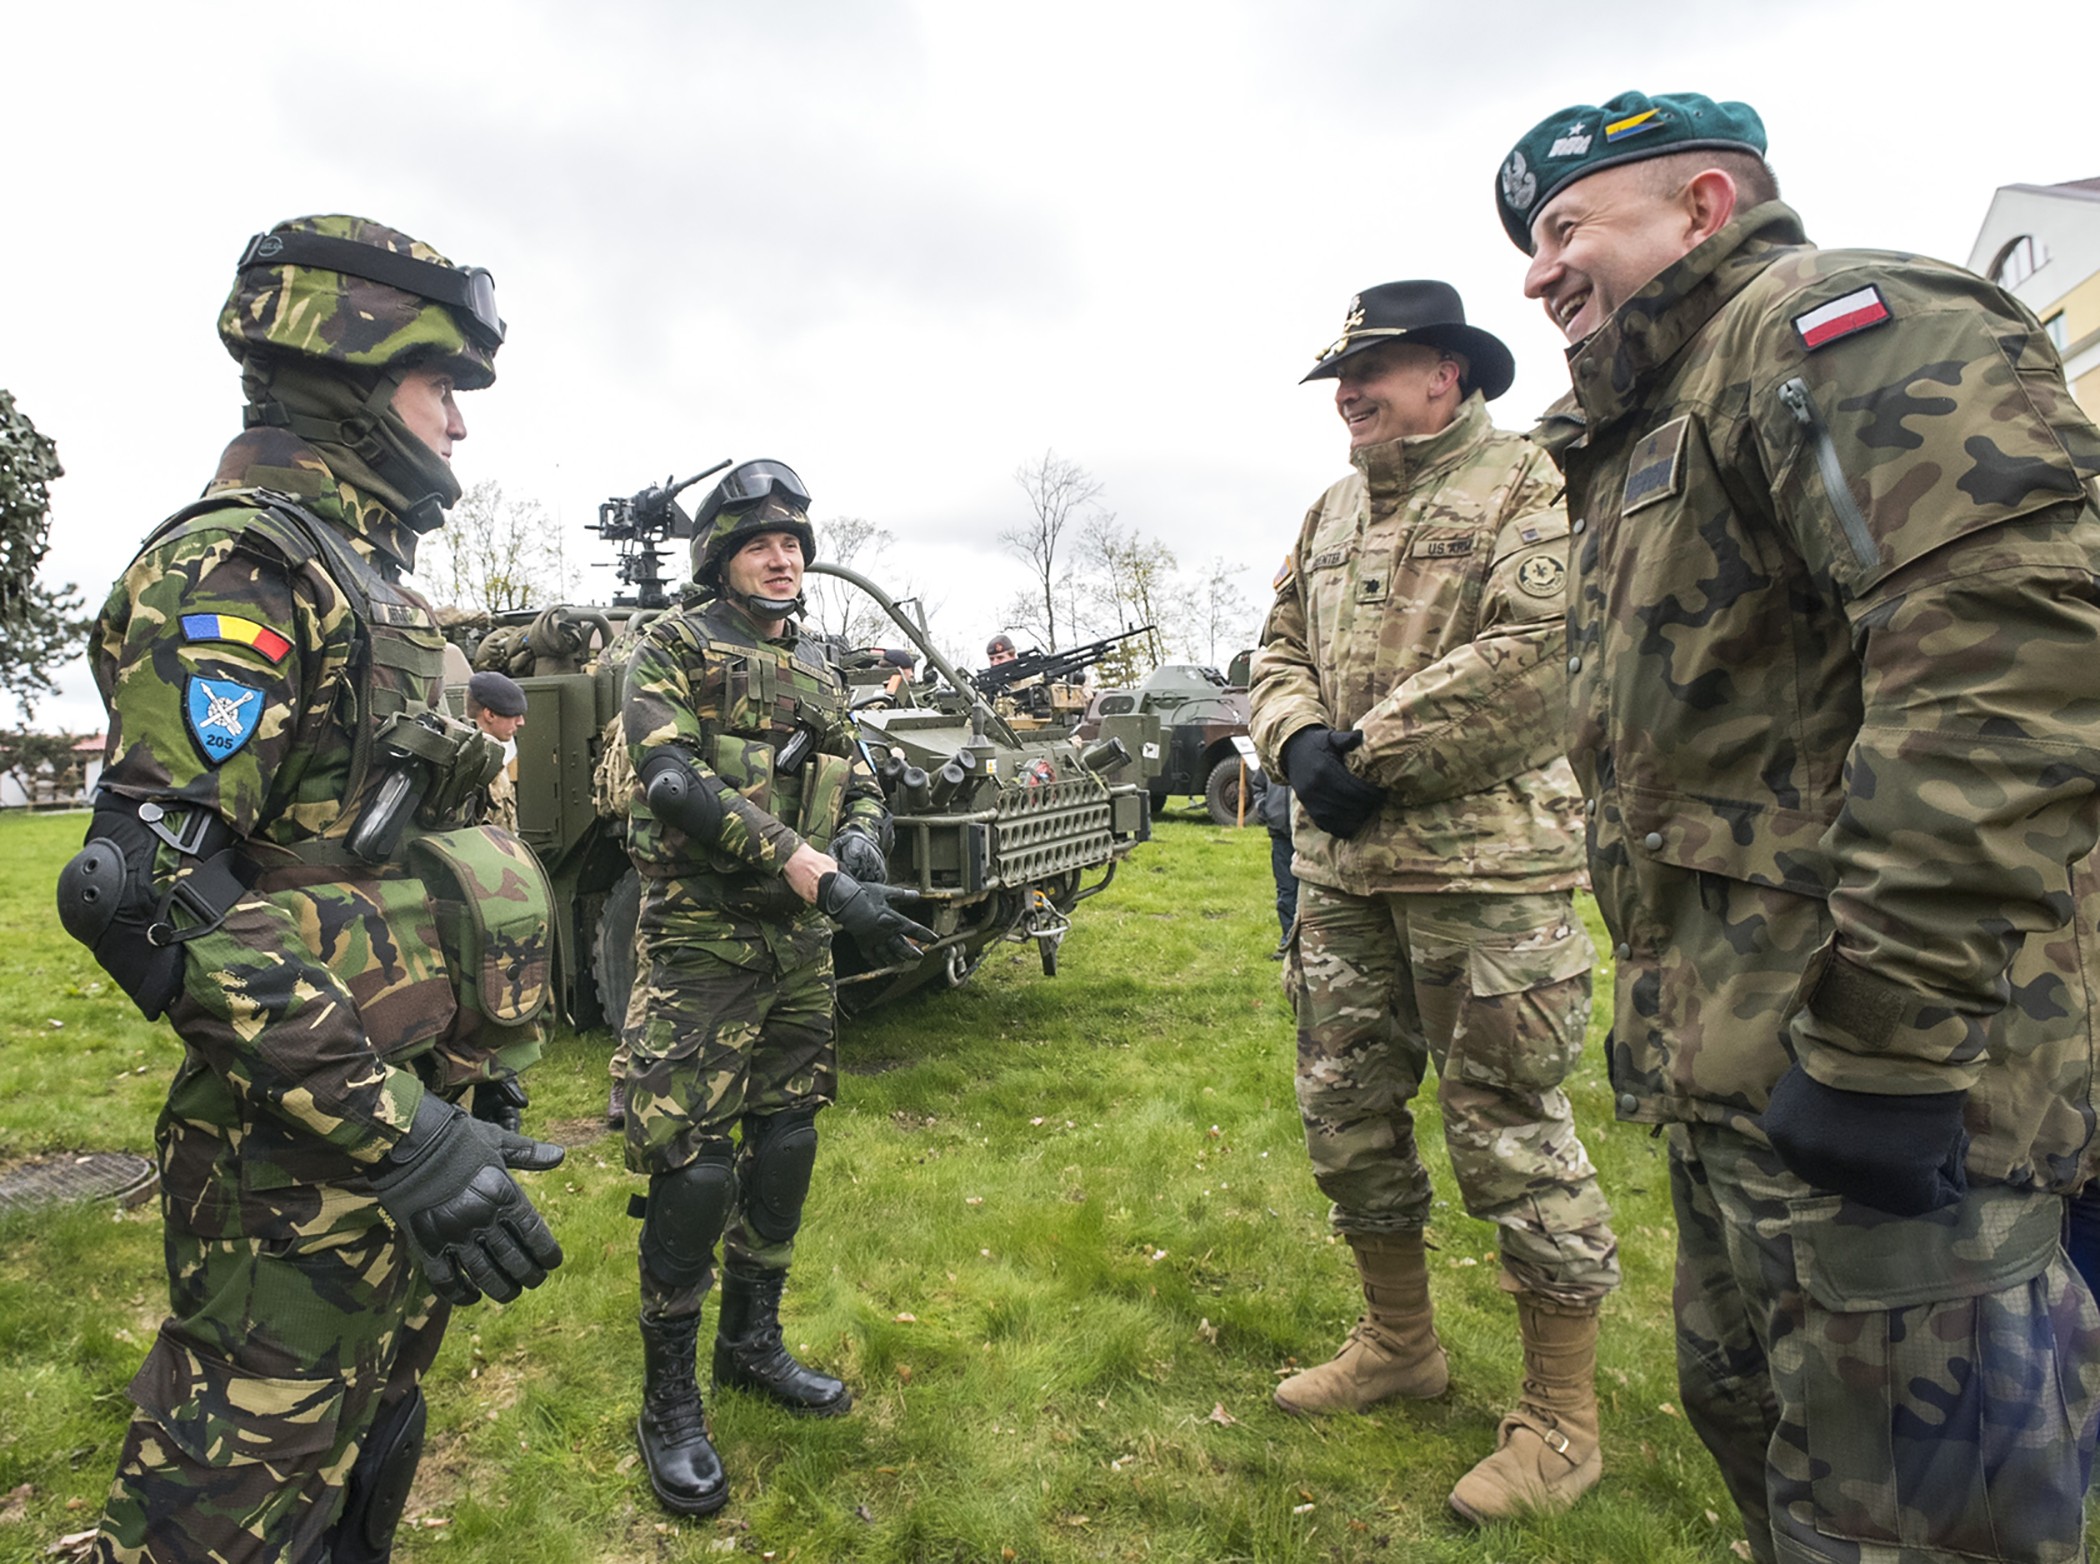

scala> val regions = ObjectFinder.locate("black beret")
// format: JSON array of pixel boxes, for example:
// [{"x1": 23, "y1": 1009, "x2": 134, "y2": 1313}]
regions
[{"x1": 468, "y1": 669, "x2": 528, "y2": 717}]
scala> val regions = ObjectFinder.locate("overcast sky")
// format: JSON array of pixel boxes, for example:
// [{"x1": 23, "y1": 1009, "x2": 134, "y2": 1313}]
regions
[{"x1": 6, "y1": 0, "x2": 2096, "y2": 732}]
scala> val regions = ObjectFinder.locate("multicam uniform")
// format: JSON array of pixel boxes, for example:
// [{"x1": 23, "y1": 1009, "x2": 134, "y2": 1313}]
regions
[
  {"x1": 83, "y1": 429, "x2": 553, "y2": 1563},
  {"x1": 622, "y1": 594, "x2": 885, "y2": 1318},
  {"x1": 1249, "y1": 392, "x2": 1618, "y2": 1307},
  {"x1": 1544, "y1": 199, "x2": 2100, "y2": 1564}
]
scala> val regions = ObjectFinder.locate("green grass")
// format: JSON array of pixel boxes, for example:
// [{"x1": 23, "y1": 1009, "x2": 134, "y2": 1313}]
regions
[{"x1": 0, "y1": 807, "x2": 1739, "y2": 1562}]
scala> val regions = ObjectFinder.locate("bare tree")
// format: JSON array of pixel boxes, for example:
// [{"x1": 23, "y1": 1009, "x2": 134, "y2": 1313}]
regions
[
  {"x1": 1073, "y1": 512, "x2": 1184, "y2": 682},
  {"x1": 418, "y1": 480, "x2": 576, "y2": 614},
  {"x1": 1002, "y1": 450, "x2": 1103, "y2": 651},
  {"x1": 0, "y1": 389, "x2": 87, "y2": 718},
  {"x1": 805, "y1": 516, "x2": 903, "y2": 647},
  {"x1": 1194, "y1": 555, "x2": 1256, "y2": 668}
]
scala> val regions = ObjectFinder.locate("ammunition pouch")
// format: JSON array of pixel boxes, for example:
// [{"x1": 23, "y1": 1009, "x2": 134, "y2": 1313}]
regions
[
  {"x1": 348, "y1": 712, "x2": 505, "y2": 864},
  {"x1": 405, "y1": 825, "x2": 553, "y2": 1044},
  {"x1": 797, "y1": 752, "x2": 851, "y2": 854},
  {"x1": 57, "y1": 802, "x2": 253, "y2": 1020}
]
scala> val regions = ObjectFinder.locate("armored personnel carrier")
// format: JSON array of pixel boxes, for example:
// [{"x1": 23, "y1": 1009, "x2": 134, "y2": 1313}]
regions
[{"x1": 460, "y1": 471, "x2": 1151, "y2": 1032}]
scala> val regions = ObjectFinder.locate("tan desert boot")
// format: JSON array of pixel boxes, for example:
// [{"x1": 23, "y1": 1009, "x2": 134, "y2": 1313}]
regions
[
  {"x1": 1447, "y1": 1296, "x2": 1602, "y2": 1524},
  {"x1": 1273, "y1": 1229, "x2": 1449, "y2": 1414}
]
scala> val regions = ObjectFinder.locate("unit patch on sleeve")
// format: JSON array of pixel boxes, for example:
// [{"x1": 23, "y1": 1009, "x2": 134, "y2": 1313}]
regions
[
  {"x1": 1516, "y1": 555, "x2": 1566, "y2": 598},
  {"x1": 1622, "y1": 416, "x2": 1691, "y2": 514},
  {"x1": 1792, "y1": 286, "x2": 1891, "y2": 351},
  {"x1": 180, "y1": 612, "x2": 292, "y2": 664},
  {"x1": 184, "y1": 676, "x2": 265, "y2": 765}
]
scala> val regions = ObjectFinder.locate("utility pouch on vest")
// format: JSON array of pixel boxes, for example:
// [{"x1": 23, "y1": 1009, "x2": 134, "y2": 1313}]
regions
[
  {"x1": 349, "y1": 713, "x2": 504, "y2": 863},
  {"x1": 405, "y1": 826, "x2": 553, "y2": 1037},
  {"x1": 798, "y1": 752, "x2": 851, "y2": 853}
]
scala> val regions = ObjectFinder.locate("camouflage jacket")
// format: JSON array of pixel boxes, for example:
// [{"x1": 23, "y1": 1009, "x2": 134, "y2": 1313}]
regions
[
  {"x1": 1248, "y1": 393, "x2": 1587, "y2": 895},
  {"x1": 90, "y1": 429, "x2": 530, "y2": 1222},
  {"x1": 1545, "y1": 201, "x2": 2100, "y2": 1190},
  {"x1": 623, "y1": 597, "x2": 884, "y2": 921}
]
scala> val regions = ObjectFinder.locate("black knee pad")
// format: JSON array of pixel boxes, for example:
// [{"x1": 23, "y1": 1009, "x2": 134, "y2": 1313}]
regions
[
  {"x1": 328, "y1": 1388, "x2": 426, "y2": 1564},
  {"x1": 740, "y1": 1110, "x2": 819, "y2": 1245},
  {"x1": 640, "y1": 1147, "x2": 736, "y2": 1289}
]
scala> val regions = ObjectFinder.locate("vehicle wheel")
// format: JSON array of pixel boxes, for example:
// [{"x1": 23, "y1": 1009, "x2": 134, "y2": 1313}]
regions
[
  {"x1": 592, "y1": 867, "x2": 643, "y2": 1038},
  {"x1": 1205, "y1": 757, "x2": 1253, "y2": 826}
]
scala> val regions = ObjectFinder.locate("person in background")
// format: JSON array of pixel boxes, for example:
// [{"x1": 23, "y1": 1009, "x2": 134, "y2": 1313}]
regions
[{"x1": 467, "y1": 668, "x2": 527, "y2": 833}]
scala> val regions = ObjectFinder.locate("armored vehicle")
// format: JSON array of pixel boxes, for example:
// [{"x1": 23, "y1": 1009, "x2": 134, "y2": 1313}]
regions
[
  {"x1": 1075, "y1": 661, "x2": 1255, "y2": 827},
  {"x1": 460, "y1": 472, "x2": 1151, "y2": 1032}
]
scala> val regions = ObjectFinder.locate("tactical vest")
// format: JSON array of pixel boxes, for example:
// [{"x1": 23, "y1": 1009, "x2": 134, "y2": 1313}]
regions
[
  {"x1": 684, "y1": 601, "x2": 856, "y2": 868},
  {"x1": 149, "y1": 489, "x2": 556, "y2": 1086}
]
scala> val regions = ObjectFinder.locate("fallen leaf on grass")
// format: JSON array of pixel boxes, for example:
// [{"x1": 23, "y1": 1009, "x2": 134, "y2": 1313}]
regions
[
  {"x1": 63, "y1": 1502, "x2": 83, "y2": 1513},
  {"x1": 893, "y1": 1312, "x2": 917, "y2": 1323},
  {"x1": 854, "y1": 1506, "x2": 874, "y2": 1524},
  {"x1": 1731, "y1": 1544, "x2": 1754, "y2": 1561},
  {"x1": 964, "y1": 1196, "x2": 983, "y2": 1207},
  {"x1": 46, "y1": 1532, "x2": 97, "y2": 1559},
  {"x1": 1207, "y1": 1403, "x2": 1237, "y2": 1427},
  {"x1": 896, "y1": 1365, "x2": 913, "y2": 1383},
  {"x1": 1659, "y1": 1402, "x2": 1680, "y2": 1417},
  {"x1": 1292, "y1": 1502, "x2": 1315, "y2": 1515},
  {"x1": 1196, "y1": 1318, "x2": 1219, "y2": 1345},
  {"x1": 616, "y1": 1452, "x2": 639, "y2": 1474},
  {"x1": 0, "y1": 1485, "x2": 30, "y2": 1524}
]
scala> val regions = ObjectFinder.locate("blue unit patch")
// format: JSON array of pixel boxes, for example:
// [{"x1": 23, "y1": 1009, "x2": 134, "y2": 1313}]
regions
[{"x1": 185, "y1": 676, "x2": 264, "y2": 765}]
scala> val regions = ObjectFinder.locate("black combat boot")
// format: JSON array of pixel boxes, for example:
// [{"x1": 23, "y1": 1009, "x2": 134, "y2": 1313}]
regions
[
  {"x1": 712, "y1": 1268, "x2": 852, "y2": 1415},
  {"x1": 637, "y1": 1313, "x2": 728, "y2": 1515}
]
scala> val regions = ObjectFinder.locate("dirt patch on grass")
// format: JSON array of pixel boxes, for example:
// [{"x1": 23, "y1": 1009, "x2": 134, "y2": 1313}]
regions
[{"x1": 538, "y1": 1116, "x2": 615, "y2": 1149}]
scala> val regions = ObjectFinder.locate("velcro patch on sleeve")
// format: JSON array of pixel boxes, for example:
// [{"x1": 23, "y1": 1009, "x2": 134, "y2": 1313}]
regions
[
  {"x1": 1793, "y1": 286, "x2": 1891, "y2": 351},
  {"x1": 180, "y1": 613, "x2": 292, "y2": 664},
  {"x1": 184, "y1": 676, "x2": 265, "y2": 765}
]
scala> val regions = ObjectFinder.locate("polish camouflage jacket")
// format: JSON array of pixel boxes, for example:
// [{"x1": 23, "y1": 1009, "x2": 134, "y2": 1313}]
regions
[
  {"x1": 90, "y1": 428, "x2": 546, "y2": 1238},
  {"x1": 622, "y1": 595, "x2": 884, "y2": 922},
  {"x1": 1248, "y1": 392, "x2": 1587, "y2": 896},
  {"x1": 1542, "y1": 201, "x2": 2100, "y2": 1191}
]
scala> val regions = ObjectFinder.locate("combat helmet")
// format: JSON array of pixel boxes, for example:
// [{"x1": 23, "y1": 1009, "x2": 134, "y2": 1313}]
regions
[
  {"x1": 219, "y1": 215, "x2": 503, "y2": 387},
  {"x1": 689, "y1": 460, "x2": 818, "y2": 615}
]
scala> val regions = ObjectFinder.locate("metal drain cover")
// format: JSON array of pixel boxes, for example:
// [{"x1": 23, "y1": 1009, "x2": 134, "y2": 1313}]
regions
[{"x1": 0, "y1": 1152, "x2": 158, "y2": 1216}]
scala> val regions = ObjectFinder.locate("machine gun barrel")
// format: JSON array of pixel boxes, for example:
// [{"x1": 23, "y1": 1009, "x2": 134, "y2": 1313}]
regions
[
  {"x1": 592, "y1": 459, "x2": 732, "y2": 610},
  {"x1": 971, "y1": 625, "x2": 1154, "y2": 696}
]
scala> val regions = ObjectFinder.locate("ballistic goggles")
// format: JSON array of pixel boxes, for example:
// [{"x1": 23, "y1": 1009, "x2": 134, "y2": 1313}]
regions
[
  {"x1": 236, "y1": 229, "x2": 506, "y2": 349},
  {"x1": 714, "y1": 459, "x2": 811, "y2": 513}
]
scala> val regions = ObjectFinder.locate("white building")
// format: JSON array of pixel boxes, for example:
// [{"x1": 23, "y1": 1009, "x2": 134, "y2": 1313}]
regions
[{"x1": 1968, "y1": 177, "x2": 2100, "y2": 417}]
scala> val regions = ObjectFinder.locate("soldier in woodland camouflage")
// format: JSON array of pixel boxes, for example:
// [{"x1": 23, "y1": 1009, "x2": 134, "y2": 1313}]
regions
[
  {"x1": 1248, "y1": 280, "x2": 1619, "y2": 1524},
  {"x1": 617, "y1": 460, "x2": 924, "y2": 1517},
  {"x1": 59, "y1": 217, "x2": 565, "y2": 1564},
  {"x1": 1499, "y1": 89, "x2": 2100, "y2": 1564}
]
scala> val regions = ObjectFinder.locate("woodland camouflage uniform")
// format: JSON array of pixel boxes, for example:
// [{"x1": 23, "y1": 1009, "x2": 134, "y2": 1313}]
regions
[
  {"x1": 71, "y1": 216, "x2": 559, "y2": 1564},
  {"x1": 1540, "y1": 197, "x2": 2100, "y2": 1564},
  {"x1": 620, "y1": 588, "x2": 885, "y2": 1306}
]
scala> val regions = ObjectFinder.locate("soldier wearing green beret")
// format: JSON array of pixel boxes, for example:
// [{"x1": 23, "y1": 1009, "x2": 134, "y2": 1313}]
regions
[
  {"x1": 60, "y1": 217, "x2": 566, "y2": 1562},
  {"x1": 1498, "y1": 90, "x2": 2100, "y2": 1562},
  {"x1": 617, "y1": 460, "x2": 927, "y2": 1517},
  {"x1": 1249, "y1": 280, "x2": 1620, "y2": 1524}
]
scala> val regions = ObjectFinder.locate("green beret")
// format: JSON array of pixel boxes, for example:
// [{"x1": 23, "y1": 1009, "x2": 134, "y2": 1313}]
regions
[{"x1": 1495, "y1": 90, "x2": 1767, "y2": 252}]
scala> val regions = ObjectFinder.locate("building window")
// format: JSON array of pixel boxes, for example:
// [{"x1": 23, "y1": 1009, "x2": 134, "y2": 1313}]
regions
[
  {"x1": 2045, "y1": 312, "x2": 2070, "y2": 352},
  {"x1": 1991, "y1": 234, "x2": 2050, "y2": 289}
]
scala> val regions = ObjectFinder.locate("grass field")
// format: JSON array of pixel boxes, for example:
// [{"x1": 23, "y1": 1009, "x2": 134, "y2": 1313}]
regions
[{"x1": 0, "y1": 807, "x2": 1741, "y2": 1563}]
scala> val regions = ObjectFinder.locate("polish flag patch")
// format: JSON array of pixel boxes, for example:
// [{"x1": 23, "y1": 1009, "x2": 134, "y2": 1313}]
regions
[{"x1": 1793, "y1": 286, "x2": 1891, "y2": 351}]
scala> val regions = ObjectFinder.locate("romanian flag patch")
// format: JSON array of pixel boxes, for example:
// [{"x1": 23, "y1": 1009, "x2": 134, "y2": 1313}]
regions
[
  {"x1": 1792, "y1": 286, "x2": 1892, "y2": 351},
  {"x1": 180, "y1": 612, "x2": 292, "y2": 664},
  {"x1": 1603, "y1": 108, "x2": 1663, "y2": 143}
]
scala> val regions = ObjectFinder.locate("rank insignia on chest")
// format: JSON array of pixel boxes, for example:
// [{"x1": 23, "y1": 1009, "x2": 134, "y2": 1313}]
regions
[
  {"x1": 1517, "y1": 555, "x2": 1567, "y2": 598},
  {"x1": 1622, "y1": 415, "x2": 1691, "y2": 514},
  {"x1": 1792, "y1": 285, "x2": 1891, "y2": 351},
  {"x1": 184, "y1": 675, "x2": 264, "y2": 765}
]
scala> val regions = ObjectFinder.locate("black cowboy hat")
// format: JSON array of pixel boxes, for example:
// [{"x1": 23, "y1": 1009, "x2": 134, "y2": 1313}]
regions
[{"x1": 1300, "y1": 279, "x2": 1516, "y2": 401}]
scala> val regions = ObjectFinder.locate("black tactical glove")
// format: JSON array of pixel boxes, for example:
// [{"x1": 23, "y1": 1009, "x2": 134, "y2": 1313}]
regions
[
  {"x1": 833, "y1": 825, "x2": 887, "y2": 886},
  {"x1": 817, "y1": 870, "x2": 935, "y2": 964},
  {"x1": 1762, "y1": 1063, "x2": 1969, "y2": 1217},
  {"x1": 1281, "y1": 726, "x2": 1386, "y2": 839},
  {"x1": 370, "y1": 1095, "x2": 566, "y2": 1306},
  {"x1": 471, "y1": 1076, "x2": 529, "y2": 1135}
]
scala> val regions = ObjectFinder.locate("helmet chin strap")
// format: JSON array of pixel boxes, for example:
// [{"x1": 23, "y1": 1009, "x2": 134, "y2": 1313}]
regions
[{"x1": 733, "y1": 589, "x2": 806, "y2": 621}]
